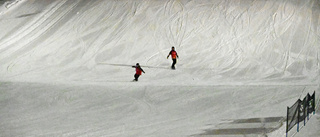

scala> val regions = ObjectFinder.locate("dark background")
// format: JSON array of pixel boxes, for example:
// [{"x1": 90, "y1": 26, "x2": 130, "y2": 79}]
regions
[{"x1": 0, "y1": 0, "x2": 8, "y2": 6}]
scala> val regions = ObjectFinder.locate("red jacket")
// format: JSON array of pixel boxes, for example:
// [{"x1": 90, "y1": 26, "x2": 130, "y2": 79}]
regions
[
  {"x1": 169, "y1": 50, "x2": 178, "y2": 59},
  {"x1": 133, "y1": 66, "x2": 145, "y2": 75}
]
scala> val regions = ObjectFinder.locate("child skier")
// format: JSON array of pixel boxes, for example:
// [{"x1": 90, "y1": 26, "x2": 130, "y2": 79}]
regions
[
  {"x1": 167, "y1": 46, "x2": 179, "y2": 69},
  {"x1": 132, "y1": 63, "x2": 145, "y2": 81}
]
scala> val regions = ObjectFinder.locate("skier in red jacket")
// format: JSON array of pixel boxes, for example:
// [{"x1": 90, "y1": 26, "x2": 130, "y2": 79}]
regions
[
  {"x1": 132, "y1": 63, "x2": 145, "y2": 81},
  {"x1": 167, "y1": 46, "x2": 179, "y2": 69}
]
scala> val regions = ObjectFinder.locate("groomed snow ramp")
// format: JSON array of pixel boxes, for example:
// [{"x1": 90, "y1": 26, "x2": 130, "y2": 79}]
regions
[
  {"x1": 0, "y1": 0, "x2": 319, "y2": 84},
  {"x1": 0, "y1": 0, "x2": 320, "y2": 137}
]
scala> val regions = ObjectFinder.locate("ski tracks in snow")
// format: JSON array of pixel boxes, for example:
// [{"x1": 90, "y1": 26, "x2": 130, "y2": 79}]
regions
[
  {"x1": 0, "y1": 0, "x2": 77, "y2": 73},
  {"x1": 0, "y1": 0, "x2": 67, "y2": 53},
  {"x1": 120, "y1": 87, "x2": 159, "y2": 116}
]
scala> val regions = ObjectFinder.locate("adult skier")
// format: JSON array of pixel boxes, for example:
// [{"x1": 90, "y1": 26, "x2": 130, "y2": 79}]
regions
[
  {"x1": 167, "y1": 46, "x2": 179, "y2": 69},
  {"x1": 132, "y1": 63, "x2": 145, "y2": 81}
]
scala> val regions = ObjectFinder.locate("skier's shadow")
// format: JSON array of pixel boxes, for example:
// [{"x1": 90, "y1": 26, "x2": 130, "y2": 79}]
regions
[{"x1": 16, "y1": 11, "x2": 41, "y2": 18}]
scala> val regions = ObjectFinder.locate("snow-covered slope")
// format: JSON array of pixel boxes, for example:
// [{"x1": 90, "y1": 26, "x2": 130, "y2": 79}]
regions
[
  {"x1": 0, "y1": 0, "x2": 319, "y2": 136},
  {"x1": 0, "y1": 0, "x2": 319, "y2": 85}
]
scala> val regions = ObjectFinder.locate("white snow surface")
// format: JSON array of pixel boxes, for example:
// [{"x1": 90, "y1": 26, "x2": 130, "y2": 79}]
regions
[{"x1": 0, "y1": 0, "x2": 319, "y2": 137}]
